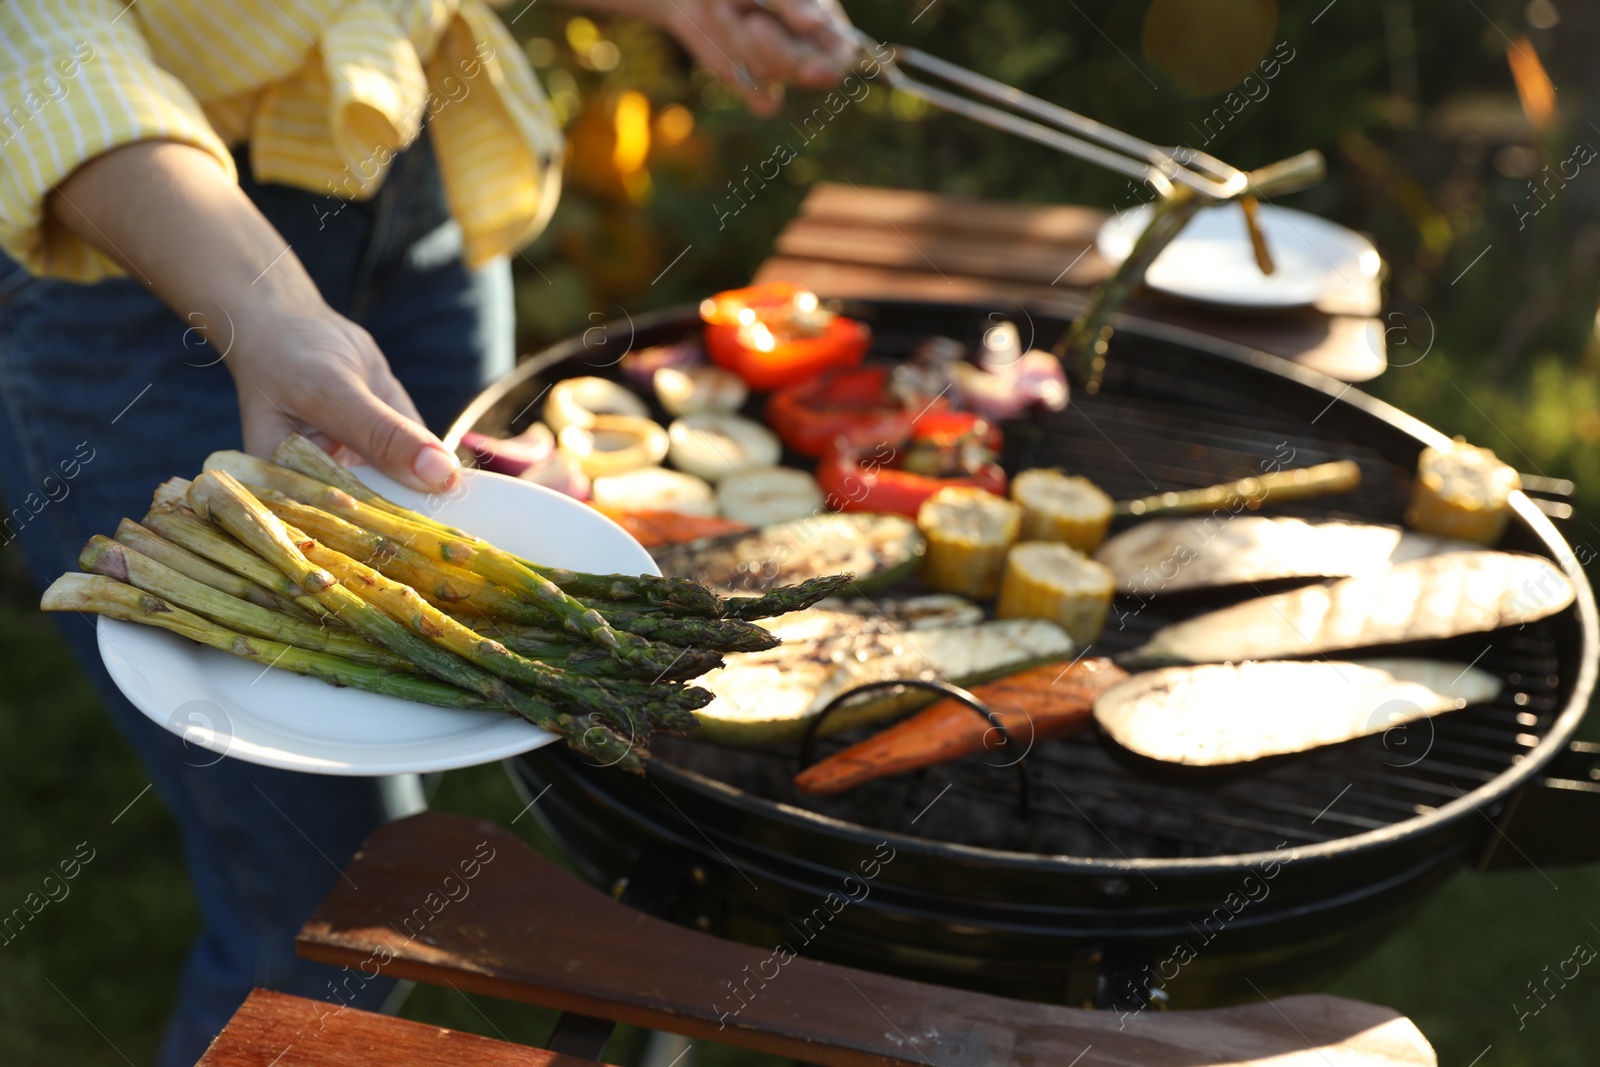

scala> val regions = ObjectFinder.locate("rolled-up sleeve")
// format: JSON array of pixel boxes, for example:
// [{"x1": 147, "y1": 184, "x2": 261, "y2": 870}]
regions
[{"x1": 0, "y1": 0, "x2": 236, "y2": 281}]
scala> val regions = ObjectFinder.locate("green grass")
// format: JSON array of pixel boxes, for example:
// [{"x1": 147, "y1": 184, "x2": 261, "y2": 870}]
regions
[
  {"x1": 0, "y1": 547, "x2": 195, "y2": 1065},
  {"x1": 1328, "y1": 865, "x2": 1600, "y2": 1065}
]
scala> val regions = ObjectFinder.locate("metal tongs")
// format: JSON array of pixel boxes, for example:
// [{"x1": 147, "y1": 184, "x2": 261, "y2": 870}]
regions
[
  {"x1": 875, "y1": 43, "x2": 1253, "y2": 202},
  {"x1": 823, "y1": 17, "x2": 1326, "y2": 387}
]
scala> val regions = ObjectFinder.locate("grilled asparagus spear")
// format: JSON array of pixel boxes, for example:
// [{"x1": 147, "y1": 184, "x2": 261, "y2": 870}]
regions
[
  {"x1": 717, "y1": 575, "x2": 858, "y2": 620},
  {"x1": 253, "y1": 488, "x2": 780, "y2": 653},
  {"x1": 216, "y1": 444, "x2": 853, "y2": 621},
  {"x1": 44, "y1": 573, "x2": 643, "y2": 770},
  {"x1": 229, "y1": 444, "x2": 721, "y2": 615},
  {"x1": 79, "y1": 535, "x2": 412, "y2": 671},
  {"x1": 142, "y1": 501, "x2": 341, "y2": 626},
  {"x1": 293, "y1": 532, "x2": 695, "y2": 734},
  {"x1": 114, "y1": 518, "x2": 315, "y2": 620},
  {"x1": 42, "y1": 574, "x2": 489, "y2": 711},
  {"x1": 185, "y1": 471, "x2": 643, "y2": 768},
  {"x1": 199, "y1": 459, "x2": 718, "y2": 677}
]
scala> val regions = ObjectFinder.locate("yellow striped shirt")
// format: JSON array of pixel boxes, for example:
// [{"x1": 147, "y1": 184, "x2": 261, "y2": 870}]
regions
[{"x1": 0, "y1": 0, "x2": 564, "y2": 281}]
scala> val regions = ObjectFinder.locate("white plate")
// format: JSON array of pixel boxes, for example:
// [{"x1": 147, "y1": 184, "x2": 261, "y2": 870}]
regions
[
  {"x1": 1096, "y1": 202, "x2": 1381, "y2": 309},
  {"x1": 98, "y1": 467, "x2": 658, "y2": 776}
]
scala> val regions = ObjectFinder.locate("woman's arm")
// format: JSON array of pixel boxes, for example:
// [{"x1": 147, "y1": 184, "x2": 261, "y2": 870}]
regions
[{"x1": 47, "y1": 140, "x2": 461, "y2": 494}]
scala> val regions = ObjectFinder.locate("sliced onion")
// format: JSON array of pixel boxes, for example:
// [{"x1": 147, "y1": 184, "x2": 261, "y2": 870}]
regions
[
  {"x1": 559, "y1": 414, "x2": 668, "y2": 477},
  {"x1": 461, "y1": 424, "x2": 555, "y2": 477},
  {"x1": 544, "y1": 376, "x2": 649, "y2": 435},
  {"x1": 716, "y1": 466, "x2": 824, "y2": 526},
  {"x1": 621, "y1": 339, "x2": 703, "y2": 389},
  {"x1": 1014, "y1": 349, "x2": 1069, "y2": 411},
  {"x1": 592, "y1": 466, "x2": 717, "y2": 517},
  {"x1": 518, "y1": 449, "x2": 591, "y2": 501},
  {"x1": 667, "y1": 413, "x2": 780, "y2": 482},
  {"x1": 952, "y1": 350, "x2": 1069, "y2": 420},
  {"x1": 654, "y1": 365, "x2": 748, "y2": 417}
]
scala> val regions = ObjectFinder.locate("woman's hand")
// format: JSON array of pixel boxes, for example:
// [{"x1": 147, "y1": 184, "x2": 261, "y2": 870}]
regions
[
  {"x1": 47, "y1": 140, "x2": 460, "y2": 493},
  {"x1": 577, "y1": 0, "x2": 860, "y2": 115},
  {"x1": 672, "y1": 0, "x2": 858, "y2": 113}
]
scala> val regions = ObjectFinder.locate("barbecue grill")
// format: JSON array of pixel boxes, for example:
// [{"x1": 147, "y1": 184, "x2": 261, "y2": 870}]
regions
[{"x1": 446, "y1": 298, "x2": 1599, "y2": 1014}]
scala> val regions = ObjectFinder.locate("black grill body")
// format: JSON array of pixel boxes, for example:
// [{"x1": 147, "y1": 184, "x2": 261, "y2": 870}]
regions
[{"x1": 451, "y1": 299, "x2": 1598, "y2": 1010}]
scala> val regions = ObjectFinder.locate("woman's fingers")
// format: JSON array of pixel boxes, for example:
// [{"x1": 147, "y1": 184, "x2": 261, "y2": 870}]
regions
[
  {"x1": 759, "y1": 0, "x2": 856, "y2": 58},
  {"x1": 740, "y1": 12, "x2": 808, "y2": 83},
  {"x1": 324, "y1": 377, "x2": 460, "y2": 494},
  {"x1": 368, "y1": 365, "x2": 429, "y2": 428},
  {"x1": 669, "y1": 0, "x2": 858, "y2": 112},
  {"x1": 238, "y1": 375, "x2": 459, "y2": 494}
]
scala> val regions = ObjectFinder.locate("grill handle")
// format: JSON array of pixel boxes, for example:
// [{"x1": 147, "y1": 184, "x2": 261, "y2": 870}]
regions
[
  {"x1": 1477, "y1": 740, "x2": 1600, "y2": 870},
  {"x1": 797, "y1": 678, "x2": 1033, "y2": 819}
]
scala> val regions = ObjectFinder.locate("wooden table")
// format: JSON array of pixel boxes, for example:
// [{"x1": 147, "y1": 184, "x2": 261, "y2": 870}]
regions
[
  {"x1": 280, "y1": 812, "x2": 1437, "y2": 1067},
  {"x1": 753, "y1": 183, "x2": 1388, "y2": 383}
]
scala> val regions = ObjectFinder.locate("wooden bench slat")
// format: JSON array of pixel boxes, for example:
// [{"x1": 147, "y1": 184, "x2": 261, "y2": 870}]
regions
[
  {"x1": 196, "y1": 989, "x2": 613, "y2": 1067},
  {"x1": 799, "y1": 182, "x2": 1111, "y2": 245},
  {"x1": 775, "y1": 218, "x2": 1111, "y2": 288},
  {"x1": 298, "y1": 813, "x2": 1434, "y2": 1067}
]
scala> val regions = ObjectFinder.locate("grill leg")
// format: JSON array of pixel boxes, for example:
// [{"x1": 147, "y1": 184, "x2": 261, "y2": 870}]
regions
[
  {"x1": 543, "y1": 842, "x2": 700, "y2": 1061},
  {"x1": 639, "y1": 1031, "x2": 695, "y2": 1067},
  {"x1": 545, "y1": 1013, "x2": 617, "y2": 1060}
]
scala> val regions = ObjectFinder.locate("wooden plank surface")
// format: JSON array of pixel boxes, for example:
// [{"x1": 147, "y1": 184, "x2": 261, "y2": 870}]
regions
[
  {"x1": 195, "y1": 989, "x2": 609, "y2": 1067},
  {"x1": 754, "y1": 257, "x2": 1385, "y2": 383},
  {"x1": 797, "y1": 182, "x2": 1111, "y2": 246},
  {"x1": 757, "y1": 183, "x2": 1386, "y2": 382},
  {"x1": 298, "y1": 812, "x2": 1436, "y2": 1067}
]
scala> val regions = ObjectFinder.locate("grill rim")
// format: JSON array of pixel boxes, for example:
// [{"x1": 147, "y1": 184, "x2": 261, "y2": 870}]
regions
[{"x1": 447, "y1": 299, "x2": 1599, "y2": 877}]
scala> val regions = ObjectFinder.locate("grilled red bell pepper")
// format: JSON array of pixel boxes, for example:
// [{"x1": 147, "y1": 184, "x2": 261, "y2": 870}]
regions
[
  {"x1": 817, "y1": 411, "x2": 1007, "y2": 516},
  {"x1": 700, "y1": 282, "x2": 870, "y2": 391},
  {"x1": 765, "y1": 366, "x2": 916, "y2": 458}
]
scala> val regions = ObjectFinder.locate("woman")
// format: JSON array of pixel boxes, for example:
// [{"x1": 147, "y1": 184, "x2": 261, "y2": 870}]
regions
[{"x1": 0, "y1": 1, "x2": 855, "y2": 1062}]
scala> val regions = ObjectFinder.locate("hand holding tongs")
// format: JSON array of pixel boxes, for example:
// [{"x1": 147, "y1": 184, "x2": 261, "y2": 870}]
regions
[{"x1": 805, "y1": 7, "x2": 1326, "y2": 386}]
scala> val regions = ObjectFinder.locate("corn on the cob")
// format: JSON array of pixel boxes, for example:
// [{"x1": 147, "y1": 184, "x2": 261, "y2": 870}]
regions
[
  {"x1": 916, "y1": 487, "x2": 1020, "y2": 599},
  {"x1": 1406, "y1": 438, "x2": 1520, "y2": 545},
  {"x1": 1010, "y1": 469, "x2": 1114, "y2": 551},
  {"x1": 996, "y1": 541, "x2": 1115, "y2": 645}
]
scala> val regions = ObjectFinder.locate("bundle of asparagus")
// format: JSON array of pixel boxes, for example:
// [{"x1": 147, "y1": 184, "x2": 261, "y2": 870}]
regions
[{"x1": 42, "y1": 435, "x2": 852, "y2": 773}]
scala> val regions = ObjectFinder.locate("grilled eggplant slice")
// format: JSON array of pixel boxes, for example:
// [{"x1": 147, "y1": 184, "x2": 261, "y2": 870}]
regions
[
  {"x1": 1093, "y1": 516, "x2": 1473, "y2": 596},
  {"x1": 1127, "y1": 551, "x2": 1574, "y2": 666},
  {"x1": 1095, "y1": 658, "x2": 1502, "y2": 765},
  {"x1": 651, "y1": 512, "x2": 923, "y2": 596}
]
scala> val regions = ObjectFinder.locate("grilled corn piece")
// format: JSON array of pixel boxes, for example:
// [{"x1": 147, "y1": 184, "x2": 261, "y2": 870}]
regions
[
  {"x1": 1406, "y1": 438, "x2": 1520, "y2": 545},
  {"x1": 996, "y1": 541, "x2": 1115, "y2": 645},
  {"x1": 916, "y1": 487, "x2": 1020, "y2": 599},
  {"x1": 1011, "y1": 469, "x2": 1114, "y2": 551}
]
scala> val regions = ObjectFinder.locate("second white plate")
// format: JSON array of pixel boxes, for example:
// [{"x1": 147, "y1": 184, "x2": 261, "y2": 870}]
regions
[
  {"x1": 1097, "y1": 202, "x2": 1381, "y2": 309},
  {"x1": 98, "y1": 467, "x2": 658, "y2": 776}
]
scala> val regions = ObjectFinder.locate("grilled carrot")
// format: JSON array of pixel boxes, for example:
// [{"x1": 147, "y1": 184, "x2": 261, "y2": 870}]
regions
[
  {"x1": 794, "y1": 658, "x2": 1128, "y2": 794},
  {"x1": 593, "y1": 508, "x2": 750, "y2": 548}
]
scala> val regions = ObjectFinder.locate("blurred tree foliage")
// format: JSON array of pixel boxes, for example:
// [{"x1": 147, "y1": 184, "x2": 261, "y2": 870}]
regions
[{"x1": 509, "y1": 0, "x2": 1600, "y2": 542}]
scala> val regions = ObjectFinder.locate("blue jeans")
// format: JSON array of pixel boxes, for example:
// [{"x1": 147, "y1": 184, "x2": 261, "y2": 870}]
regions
[{"x1": 0, "y1": 133, "x2": 513, "y2": 1065}]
